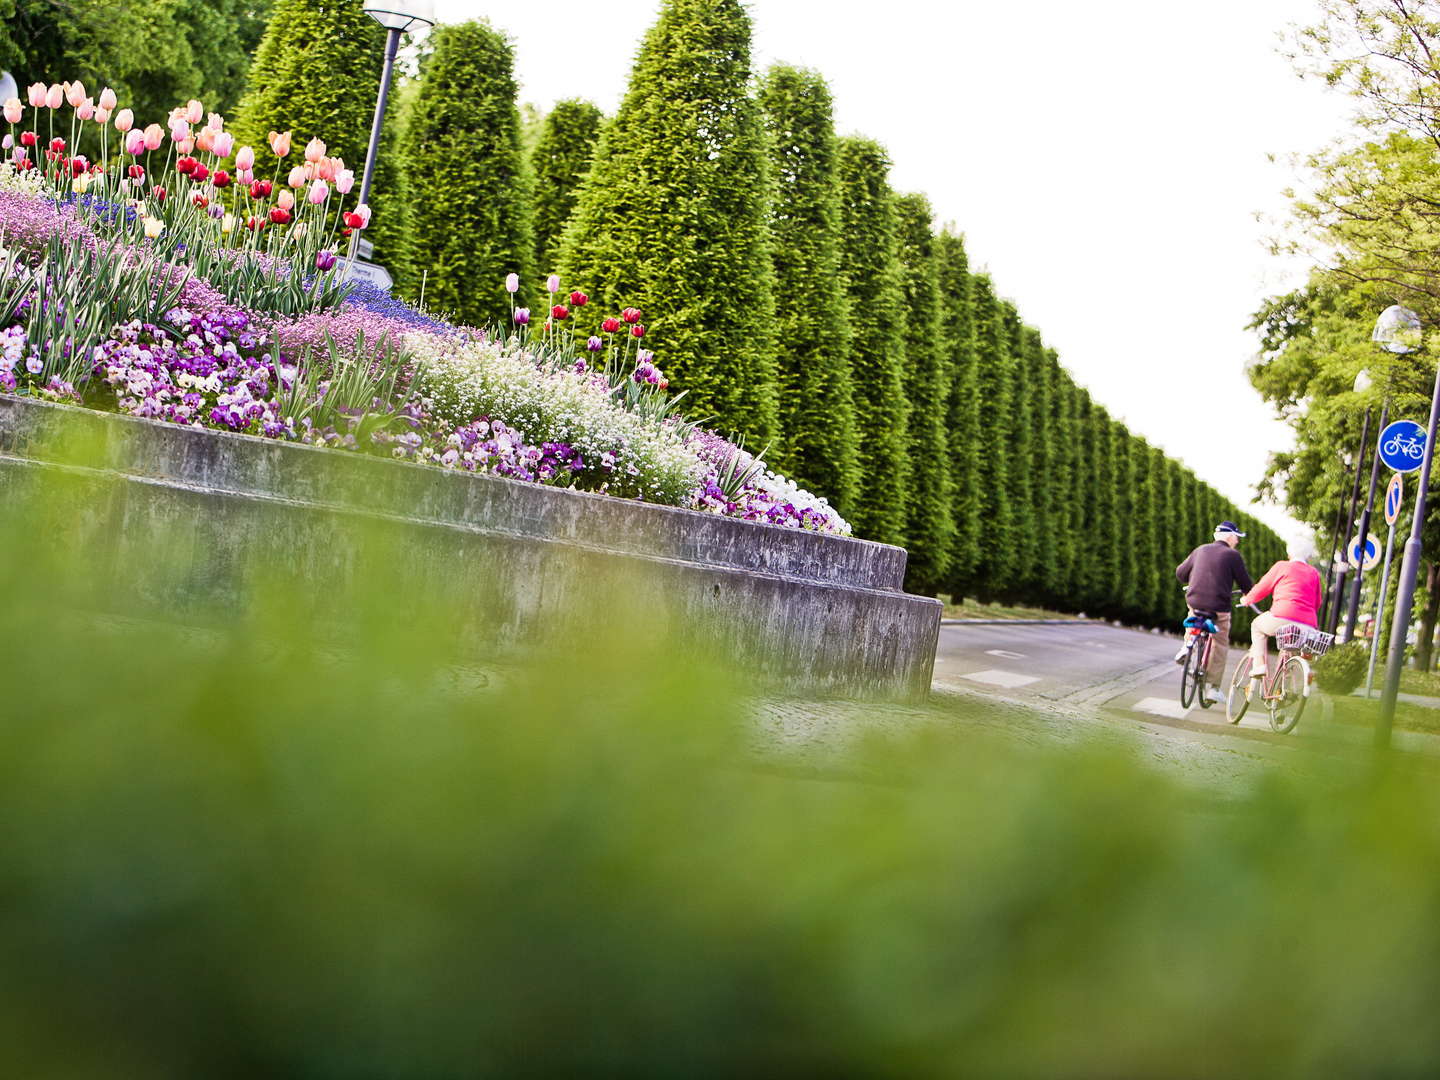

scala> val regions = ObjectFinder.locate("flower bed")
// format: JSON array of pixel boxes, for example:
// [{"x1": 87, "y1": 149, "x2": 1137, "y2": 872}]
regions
[{"x1": 0, "y1": 81, "x2": 850, "y2": 535}]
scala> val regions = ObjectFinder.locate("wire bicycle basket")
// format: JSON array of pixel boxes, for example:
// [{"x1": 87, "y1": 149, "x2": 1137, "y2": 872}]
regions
[{"x1": 1277, "y1": 624, "x2": 1333, "y2": 658}]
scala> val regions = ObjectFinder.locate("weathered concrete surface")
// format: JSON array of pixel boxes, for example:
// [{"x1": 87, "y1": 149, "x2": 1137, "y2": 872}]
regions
[{"x1": 0, "y1": 397, "x2": 941, "y2": 699}]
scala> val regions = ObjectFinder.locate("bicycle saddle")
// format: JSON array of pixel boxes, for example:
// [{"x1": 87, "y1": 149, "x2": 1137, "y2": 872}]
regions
[{"x1": 1183, "y1": 614, "x2": 1219, "y2": 634}]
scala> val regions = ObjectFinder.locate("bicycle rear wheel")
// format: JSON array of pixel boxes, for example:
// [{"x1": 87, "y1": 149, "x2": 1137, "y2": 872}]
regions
[
  {"x1": 1269, "y1": 656, "x2": 1309, "y2": 734},
  {"x1": 1195, "y1": 636, "x2": 1216, "y2": 709},
  {"x1": 1226, "y1": 655, "x2": 1253, "y2": 724},
  {"x1": 1180, "y1": 636, "x2": 1204, "y2": 708}
]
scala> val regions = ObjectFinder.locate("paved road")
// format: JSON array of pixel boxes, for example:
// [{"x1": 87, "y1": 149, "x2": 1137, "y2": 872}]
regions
[{"x1": 931, "y1": 620, "x2": 1329, "y2": 742}]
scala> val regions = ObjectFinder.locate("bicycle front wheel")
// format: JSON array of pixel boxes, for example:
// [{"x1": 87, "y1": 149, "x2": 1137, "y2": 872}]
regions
[
  {"x1": 1180, "y1": 638, "x2": 1204, "y2": 708},
  {"x1": 1226, "y1": 655, "x2": 1253, "y2": 724},
  {"x1": 1269, "y1": 656, "x2": 1309, "y2": 734}
]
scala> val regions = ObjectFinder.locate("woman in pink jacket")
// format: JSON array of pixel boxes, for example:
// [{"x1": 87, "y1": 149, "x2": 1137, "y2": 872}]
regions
[{"x1": 1239, "y1": 555, "x2": 1323, "y2": 679}]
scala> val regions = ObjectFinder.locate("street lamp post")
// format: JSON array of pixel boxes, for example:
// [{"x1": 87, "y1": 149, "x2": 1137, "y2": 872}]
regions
[
  {"x1": 1344, "y1": 374, "x2": 1390, "y2": 642},
  {"x1": 1376, "y1": 304, "x2": 1427, "y2": 748},
  {"x1": 356, "y1": 1, "x2": 435, "y2": 245},
  {"x1": 1328, "y1": 406, "x2": 1371, "y2": 639}
]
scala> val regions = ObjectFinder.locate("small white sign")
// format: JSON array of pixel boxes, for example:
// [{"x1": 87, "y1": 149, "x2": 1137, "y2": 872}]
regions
[{"x1": 340, "y1": 258, "x2": 393, "y2": 292}]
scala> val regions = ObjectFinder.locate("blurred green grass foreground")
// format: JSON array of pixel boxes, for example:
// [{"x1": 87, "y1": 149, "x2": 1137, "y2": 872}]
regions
[{"x1": 5, "y1": 440, "x2": 1440, "y2": 1078}]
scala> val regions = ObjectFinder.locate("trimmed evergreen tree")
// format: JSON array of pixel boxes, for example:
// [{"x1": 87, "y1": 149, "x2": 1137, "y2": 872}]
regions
[
  {"x1": 559, "y1": 0, "x2": 779, "y2": 444},
  {"x1": 1112, "y1": 422, "x2": 1140, "y2": 617},
  {"x1": 401, "y1": 20, "x2": 533, "y2": 327},
  {"x1": 893, "y1": 191, "x2": 954, "y2": 592},
  {"x1": 1072, "y1": 388, "x2": 1101, "y2": 612},
  {"x1": 230, "y1": 0, "x2": 406, "y2": 271},
  {"x1": 1002, "y1": 302, "x2": 1037, "y2": 599},
  {"x1": 966, "y1": 274, "x2": 1016, "y2": 598},
  {"x1": 834, "y1": 136, "x2": 911, "y2": 546},
  {"x1": 1043, "y1": 352, "x2": 1076, "y2": 607},
  {"x1": 530, "y1": 99, "x2": 603, "y2": 277},
  {"x1": 936, "y1": 228, "x2": 979, "y2": 594},
  {"x1": 757, "y1": 65, "x2": 859, "y2": 515},
  {"x1": 1090, "y1": 404, "x2": 1118, "y2": 614}
]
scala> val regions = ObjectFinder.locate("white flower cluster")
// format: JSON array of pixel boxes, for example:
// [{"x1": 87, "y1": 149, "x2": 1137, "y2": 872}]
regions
[
  {"x1": 0, "y1": 163, "x2": 48, "y2": 199},
  {"x1": 407, "y1": 333, "x2": 703, "y2": 503}
]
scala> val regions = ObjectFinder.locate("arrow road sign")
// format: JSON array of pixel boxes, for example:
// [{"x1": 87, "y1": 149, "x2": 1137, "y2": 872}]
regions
[
  {"x1": 1378, "y1": 419, "x2": 1427, "y2": 474},
  {"x1": 1385, "y1": 472, "x2": 1404, "y2": 527}
]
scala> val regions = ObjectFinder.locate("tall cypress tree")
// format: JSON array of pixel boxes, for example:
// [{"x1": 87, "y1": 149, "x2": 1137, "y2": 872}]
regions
[
  {"x1": 530, "y1": 98, "x2": 603, "y2": 277},
  {"x1": 1091, "y1": 404, "x2": 1118, "y2": 614},
  {"x1": 1018, "y1": 326, "x2": 1053, "y2": 599},
  {"x1": 1002, "y1": 302, "x2": 1037, "y2": 599},
  {"x1": 230, "y1": 0, "x2": 404, "y2": 272},
  {"x1": 967, "y1": 274, "x2": 1016, "y2": 598},
  {"x1": 1072, "y1": 388, "x2": 1101, "y2": 613},
  {"x1": 1044, "y1": 352, "x2": 1075, "y2": 607},
  {"x1": 834, "y1": 136, "x2": 910, "y2": 546},
  {"x1": 402, "y1": 20, "x2": 532, "y2": 327},
  {"x1": 1112, "y1": 422, "x2": 1139, "y2": 618},
  {"x1": 559, "y1": 0, "x2": 778, "y2": 444},
  {"x1": 893, "y1": 192, "x2": 954, "y2": 593},
  {"x1": 757, "y1": 65, "x2": 859, "y2": 514},
  {"x1": 936, "y1": 228, "x2": 979, "y2": 594}
]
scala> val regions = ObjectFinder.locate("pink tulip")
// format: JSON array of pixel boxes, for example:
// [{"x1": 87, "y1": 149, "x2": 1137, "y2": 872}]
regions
[
  {"x1": 143, "y1": 124, "x2": 164, "y2": 151},
  {"x1": 315, "y1": 157, "x2": 336, "y2": 181},
  {"x1": 114, "y1": 108, "x2": 134, "y2": 134},
  {"x1": 505, "y1": 273, "x2": 520, "y2": 293},
  {"x1": 177, "y1": 137, "x2": 195, "y2": 155},
  {"x1": 26, "y1": 83, "x2": 45, "y2": 108},
  {"x1": 2, "y1": 99, "x2": 20, "y2": 125},
  {"x1": 546, "y1": 274, "x2": 561, "y2": 294},
  {"x1": 269, "y1": 130, "x2": 291, "y2": 158},
  {"x1": 45, "y1": 84, "x2": 63, "y2": 109},
  {"x1": 212, "y1": 131, "x2": 234, "y2": 159},
  {"x1": 76, "y1": 98, "x2": 94, "y2": 121},
  {"x1": 98, "y1": 87, "x2": 117, "y2": 111},
  {"x1": 66, "y1": 81, "x2": 86, "y2": 108},
  {"x1": 169, "y1": 117, "x2": 189, "y2": 142},
  {"x1": 354, "y1": 203, "x2": 371, "y2": 227},
  {"x1": 125, "y1": 129, "x2": 146, "y2": 156},
  {"x1": 277, "y1": 188, "x2": 295, "y2": 210},
  {"x1": 206, "y1": 112, "x2": 224, "y2": 132},
  {"x1": 94, "y1": 107, "x2": 110, "y2": 125},
  {"x1": 185, "y1": 99, "x2": 203, "y2": 124},
  {"x1": 235, "y1": 145, "x2": 255, "y2": 171},
  {"x1": 334, "y1": 168, "x2": 354, "y2": 194},
  {"x1": 302, "y1": 137, "x2": 324, "y2": 163},
  {"x1": 195, "y1": 128, "x2": 215, "y2": 153},
  {"x1": 308, "y1": 179, "x2": 329, "y2": 204},
  {"x1": 287, "y1": 165, "x2": 307, "y2": 188},
  {"x1": 236, "y1": 168, "x2": 252, "y2": 184}
]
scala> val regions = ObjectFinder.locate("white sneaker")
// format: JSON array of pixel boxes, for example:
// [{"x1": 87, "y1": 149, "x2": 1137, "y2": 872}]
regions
[
  {"x1": 1205, "y1": 688, "x2": 1224, "y2": 705},
  {"x1": 1173, "y1": 647, "x2": 1187, "y2": 664}
]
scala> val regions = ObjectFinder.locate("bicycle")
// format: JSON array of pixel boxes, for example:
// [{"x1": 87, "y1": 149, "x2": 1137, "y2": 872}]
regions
[
  {"x1": 1382, "y1": 434, "x2": 1425, "y2": 461},
  {"x1": 1178, "y1": 609, "x2": 1222, "y2": 710},
  {"x1": 1225, "y1": 623, "x2": 1333, "y2": 734}
]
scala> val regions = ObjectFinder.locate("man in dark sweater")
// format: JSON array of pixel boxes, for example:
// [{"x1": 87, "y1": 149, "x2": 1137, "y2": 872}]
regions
[{"x1": 1175, "y1": 521, "x2": 1255, "y2": 703}]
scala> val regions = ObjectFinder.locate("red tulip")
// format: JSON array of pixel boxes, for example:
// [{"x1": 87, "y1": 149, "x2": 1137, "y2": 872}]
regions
[
  {"x1": 246, "y1": 215, "x2": 265, "y2": 231},
  {"x1": 176, "y1": 155, "x2": 197, "y2": 175},
  {"x1": 19, "y1": 131, "x2": 35, "y2": 147},
  {"x1": 250, "y1": 179, "x2": 272, "y2": 199},
  {"x1": 127, "y1": 164, "x2": 145, "y2": 180},
  {"x1": 49, "y1": 137, "x2": 64, "y2": 153},
  {"x1": 69, "y1": 156, "x2": 88, "y2": 177},
  {"x1": 631, "y1": 324, "x2": 646, "y2": 338},
  {"x1": 269, "y1": 206, "x2": 292, "y2": 225},
  {"x1": 601, "y1": 317, "x2": 621, "y2": 334},
  {"x1": 551, "y1": 304, "x2": 570, "y2": 320},
  {"x1": 192, "y1": 193, "x2": 209, "y2": 208},
  {"x1": 191, "y1": 163, "x2": 209, "y2": 182},
  {"x1": 212, "y1": 169, "x2": 230, "y2": 188},
  {"x1": 622, "y1": 307, "x2": 641, "y2": 324},
  {"x1": 569, "y1": 290, "x2": 588, "y2": 307}
]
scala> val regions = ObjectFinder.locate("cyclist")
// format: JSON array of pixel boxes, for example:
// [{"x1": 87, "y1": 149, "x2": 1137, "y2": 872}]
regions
[
  {"x1": 1175, "y1": 521, "x2": 1255, "y2": 704},
  {"x1": 1238, "y1": 549, "x2": 1322, "y2": 680}
]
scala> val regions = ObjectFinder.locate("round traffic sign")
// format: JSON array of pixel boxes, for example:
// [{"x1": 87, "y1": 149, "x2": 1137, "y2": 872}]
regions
[
  {"x1": 1378, "y1": 420, "x2": 1427, "y2": 473},
  {"x1": 1348, "y1": 534, "x2": 1382, "y2": 572},
  {"x1": 1385, "y1": 472, "x2": 1404, "y2": 527}
]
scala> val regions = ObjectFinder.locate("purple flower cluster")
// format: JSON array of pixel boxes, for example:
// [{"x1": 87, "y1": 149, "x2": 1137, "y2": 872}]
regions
[
  {"x1": 687, "y1": 429, "x2": 849, "y2": 534},
  {"x1": 632, "y1": 350, "x2": 666, "y2": 386},
  {"x1": 0, "y1": 191, "x2": 84, "y2": 253},
  {"x1": 387, "y1": 417, "x2": 586, "y2": 484},
  {"x1": 342, "y1": 280, "x2": 456, "y2": 334},
  {"x1": 268, "y1": 305, "x2": 426, "y2": 369}
]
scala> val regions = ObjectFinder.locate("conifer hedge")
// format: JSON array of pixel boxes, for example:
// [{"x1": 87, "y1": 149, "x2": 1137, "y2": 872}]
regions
[
  {"x1": 757, "y1": 65, "x2": 859, "y2": 514},
  {"x1": 402, "y1": 20, "x2": 532, "y2": 327},
  {"x1": 558, "y1": 0, "x2": 779, "y2": 444},
  {"x1": 530, "y1": 99, "x2": 603, "y2": 279}
]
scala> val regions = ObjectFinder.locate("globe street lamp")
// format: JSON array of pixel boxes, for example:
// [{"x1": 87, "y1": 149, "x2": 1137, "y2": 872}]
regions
[
  {"x1": 1327, "y1": 396, "x2": 1371, "y2": 638},
  {"x1": 1377, "y1": 304, "x2": 1428, "y2": 748},
  {"x1": 357, "y1": 0, "x2": 434, "y2": 235}
]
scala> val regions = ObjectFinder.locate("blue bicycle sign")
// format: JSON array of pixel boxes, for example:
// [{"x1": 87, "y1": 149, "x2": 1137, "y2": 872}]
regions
[
  {"x1": 1385, "y1": 472, "x2": 1404, "y2": 527},
  {"x1": 1378, "y1": 420, "x2": 1427, "y2": 473}
]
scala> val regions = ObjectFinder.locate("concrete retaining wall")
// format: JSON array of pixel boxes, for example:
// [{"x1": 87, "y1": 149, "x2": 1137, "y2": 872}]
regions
[{"x1": 0, "y1": 397, "x2": 941, "y2": 699}]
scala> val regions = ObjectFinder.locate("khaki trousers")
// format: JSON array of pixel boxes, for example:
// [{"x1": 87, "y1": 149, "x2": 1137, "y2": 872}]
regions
[
  {"x1": 1249, "y1": 612, "x2": 1304, "y2": 675},
  {"x1": 1189, "y1": 608, "x2": 1230, "y2": 692}
]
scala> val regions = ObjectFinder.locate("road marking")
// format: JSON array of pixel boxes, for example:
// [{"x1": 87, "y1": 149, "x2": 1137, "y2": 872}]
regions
[
  {"x1": 1132, "y1": 696, "x2": 1189, "y2": 720},
  {"x1": 961, "y1": 669, "x2": 1040, "y2": 689},
  {"x1": 984, "y1": 649, "x2": 1028, "y2": 660}
]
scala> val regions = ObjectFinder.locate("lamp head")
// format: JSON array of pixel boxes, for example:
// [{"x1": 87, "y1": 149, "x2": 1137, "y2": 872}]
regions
[
  {"x1": 364, "y1": 0, "x2": 434, "y2": 31},
  {"x1": 1354, "y1": 369, "x2": 1374, "y2": 393},
  {"x1": 1373, "y1": 304, "x2": 1423, "y2": 355}
]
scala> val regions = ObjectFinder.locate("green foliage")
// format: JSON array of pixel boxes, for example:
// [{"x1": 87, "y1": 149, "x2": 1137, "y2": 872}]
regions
[
  {"x1": 966, "y1": 274, "x2": 1014, "y2": 598},
  {"x1": 530, "y1": 98, "x2": 604, "y2": 279},
  {"x1": 0, "y1": 0, "x2": 271, "y2": 123},
  {"x1": 757, "y1": 65, "x2": 860, "y2": 516},
  {"x1": 1315, "y1": 639, "x2": 1370, "y2": 695},
  {"x1": 401, "y1": 20, "x2": 533, "y2": 327},
  {"x1": 833, "y1": 136, "x2": 910, "y2": 547},
  {"x1": 558, "y1": 0, "x2": 779, "y2": 445},
  {"x1": 893, "y1": 192, "x2": 953, "y2": 592}
]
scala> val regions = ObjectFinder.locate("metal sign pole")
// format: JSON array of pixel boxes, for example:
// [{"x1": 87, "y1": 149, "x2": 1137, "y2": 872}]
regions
[{"x1": 1365, "y1": 521, "x2": 1398, "y2": 698}]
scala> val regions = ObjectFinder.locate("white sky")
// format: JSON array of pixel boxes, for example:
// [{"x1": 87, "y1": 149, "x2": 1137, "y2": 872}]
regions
[{"x1": 434, "y1": 0, "x2": 1355, "y2": 546}]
